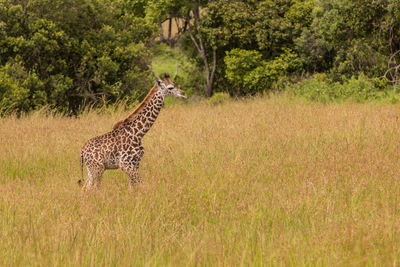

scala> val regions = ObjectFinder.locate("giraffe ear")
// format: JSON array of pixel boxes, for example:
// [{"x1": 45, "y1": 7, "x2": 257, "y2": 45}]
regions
[{"x1": 156, "y1": 80, "x2": 162, "y2": 87}]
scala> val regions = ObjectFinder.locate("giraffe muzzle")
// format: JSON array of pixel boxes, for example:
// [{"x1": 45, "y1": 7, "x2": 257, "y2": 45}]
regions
[{"x1": 178, "y1": 90, "x2": 187, "y2": 99}]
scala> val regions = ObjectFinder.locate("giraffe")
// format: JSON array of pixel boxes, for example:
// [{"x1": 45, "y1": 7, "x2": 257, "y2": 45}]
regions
[{"x1": 79, "y1": 66, "x2": 186, "y2": 191}]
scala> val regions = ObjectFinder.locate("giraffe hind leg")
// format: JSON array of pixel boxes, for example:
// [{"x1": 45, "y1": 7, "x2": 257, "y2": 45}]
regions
[{"x1": 83, "y1": 164, "x2": 104, "y2": 191}]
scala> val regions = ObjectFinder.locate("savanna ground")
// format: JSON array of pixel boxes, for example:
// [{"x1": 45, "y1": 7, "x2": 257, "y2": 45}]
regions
[{"x1": 1, "y1": 96, "x2": 400, "y2": 266}]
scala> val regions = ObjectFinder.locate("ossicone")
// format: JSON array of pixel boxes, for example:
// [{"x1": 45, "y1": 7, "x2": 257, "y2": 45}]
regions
[{"x1": 162, "y1": 73, "x2": 170, "y2": 79}]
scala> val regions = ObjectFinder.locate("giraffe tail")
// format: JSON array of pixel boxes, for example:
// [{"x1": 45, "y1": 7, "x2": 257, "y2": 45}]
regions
[{"x1": 77, "y1": 152, "x2": 85, "y2": 187}]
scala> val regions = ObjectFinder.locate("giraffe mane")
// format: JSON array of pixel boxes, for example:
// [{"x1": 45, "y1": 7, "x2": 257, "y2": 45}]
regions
[{"x1": 113, "y1": 84, "x2": 158, "y2": 130}]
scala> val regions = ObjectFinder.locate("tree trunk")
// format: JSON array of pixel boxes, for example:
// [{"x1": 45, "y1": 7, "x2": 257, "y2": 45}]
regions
[
  {"x1": 158, "y1": 19, "x2": 165, "y2": 42},
  {"x1": 183, "y1": 17, "x2": 188, "y2": 33},
  {"x1": 167, "y1": 17, "x2": 172, "y2": 47},
  {"x1": 187, "y1": 7, "x2": 217, "y2": 97},
  {"x1": 207, "y1": 49, "x2": 217, "y2": 97},
  {"x1": 174, "y1": 16, "x2": 189, "y2": 43}
]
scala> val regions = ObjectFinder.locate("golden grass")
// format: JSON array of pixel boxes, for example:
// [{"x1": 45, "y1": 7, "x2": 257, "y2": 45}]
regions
[{"x1": 1, "y1": 96, "x2": 400, "y2": 265}]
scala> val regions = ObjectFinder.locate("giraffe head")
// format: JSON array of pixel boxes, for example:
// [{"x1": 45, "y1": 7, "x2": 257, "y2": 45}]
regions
[
  {"x1": 157, "y1": 73, "x2": 186, "y2": 99},
  {"x1": 148, "y1": 64, "x2": 186, "y2": 99}
]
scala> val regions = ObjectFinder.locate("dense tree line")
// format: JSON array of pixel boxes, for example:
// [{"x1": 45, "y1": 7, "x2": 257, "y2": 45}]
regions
[
  {"x1": 0, "y1": 0, "x2": 154, "y2": 114},
  {"x1": 182, "y1": 0, "x2": 400, "y2": 96},
  {"x1": 1, "y1": 0, "x2": 400, "y2": 114}
]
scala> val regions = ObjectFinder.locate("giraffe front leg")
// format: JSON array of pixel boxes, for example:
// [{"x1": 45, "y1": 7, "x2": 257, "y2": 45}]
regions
[
  {"x1": 120, "y1": 163, "x2": 142, "y2": 191},
  {"x1": 120, "y1": 146, "x2": 144, "y2": 190},
  {"x1": 129, "y1": 169, "x2": 142, "y2": 190}
]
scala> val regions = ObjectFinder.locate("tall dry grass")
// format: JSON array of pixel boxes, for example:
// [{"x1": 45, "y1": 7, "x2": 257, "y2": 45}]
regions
[{"x1": 0, "y1": 96, "x2": 400, "y2": 265}]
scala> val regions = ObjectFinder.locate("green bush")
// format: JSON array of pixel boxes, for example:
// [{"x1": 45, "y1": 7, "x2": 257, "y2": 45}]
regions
[
  {"x1": 290, "y1": 74, "x2": 397, "y2": 103},
  {"x1": 207, "y1": 92, "x2": 230, "y2": 106},
  {"x1": 225, "y1": 48, "x2": 302, "y2": 95},
  {"x1": 0, "y1": 68, "x2": 29, "y2": 115},
  {"x1": 0, "y1": 62, "x2": 47, "y2": 115}
]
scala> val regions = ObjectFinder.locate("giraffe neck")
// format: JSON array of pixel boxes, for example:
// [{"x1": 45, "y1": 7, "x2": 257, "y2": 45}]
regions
[{"x1": 130, "y1": 90, "x2": 165, "y2": 139}]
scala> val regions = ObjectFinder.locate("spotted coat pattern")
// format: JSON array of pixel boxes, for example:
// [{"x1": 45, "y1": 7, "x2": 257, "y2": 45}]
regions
[{"x1": 80, "y1": 76, "x2": 186, "y2": 191}]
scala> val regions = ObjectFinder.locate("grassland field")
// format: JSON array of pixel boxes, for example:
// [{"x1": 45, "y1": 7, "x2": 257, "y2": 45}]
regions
[{"x1": 0, "y1": 96, "x2": 400, "y2": 266}]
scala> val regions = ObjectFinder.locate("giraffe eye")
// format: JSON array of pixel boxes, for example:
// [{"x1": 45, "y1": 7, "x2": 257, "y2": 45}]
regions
[{"x1": 167, "y1": 86, "x2": 174, "y2": 90}]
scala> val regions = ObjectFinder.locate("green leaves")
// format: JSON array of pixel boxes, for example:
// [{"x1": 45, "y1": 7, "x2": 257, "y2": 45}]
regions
[
  {"x1": 0, "y1": 63, "x2": 38, "y2": 115},
  {"x1": 306, "y1": 0, "x2": 400, "y2": 78},
  {"x1": 224, "y1": 49, "x2": 262, "y2": 82},
  {"x1": 0, "y1": 0, "x2": 157, "y2": 115},
  {"x1": 290, "y1": 74, "x2": 391, "y2": 103},
  {"x1": 224, "y1": 48, "x2": 302, "y2": 94},
  {"x1": 2, "y1": 0, "x2": 400, "y2": 113}
]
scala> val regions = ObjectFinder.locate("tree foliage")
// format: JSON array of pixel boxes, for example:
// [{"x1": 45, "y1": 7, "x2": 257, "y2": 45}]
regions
[
  {"x1": 0, "y1": 0, "x2": 156, "y2": 115},
  {"x1": 181, "y1": 0, "x2": 400, "y2": 95},
  {"x1": 2, "y1": 0, "x2": 400, "y2": 114},
  {"x1": 181, "y1": 0, "x2": 310, "y2": 96},
  {"x1": 225, "y1": 48, "x2": 302, "y2": 94}
]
